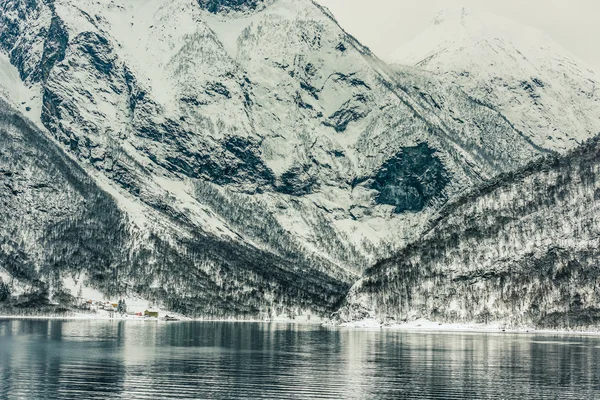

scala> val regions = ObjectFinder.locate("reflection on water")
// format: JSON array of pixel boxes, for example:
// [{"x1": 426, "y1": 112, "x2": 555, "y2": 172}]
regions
[{"x1": 1, "y1": 320, "x2": 599, "y2": 399}]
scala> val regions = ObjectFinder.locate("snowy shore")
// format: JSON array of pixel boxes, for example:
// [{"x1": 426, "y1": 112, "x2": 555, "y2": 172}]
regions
[
  {"x1": 0, "y1": 313, "x2": 184, "y2": 322},
  {"x1": 335, "y1": 318, "x2": 600, "y2": 336},
  {"x1": 3, "y1": 314, "x2": 600, "y2": 336},
  {"x1": 0, "y1": 313, "x2": 324, "y2": 324}
]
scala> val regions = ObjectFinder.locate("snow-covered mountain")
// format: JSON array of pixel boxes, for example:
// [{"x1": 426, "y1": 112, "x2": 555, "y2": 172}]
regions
[
  {"x1": 331, "y1": 9, "x2": 600, "y2": 329},
  {"x1": 334, "y1": 136, "x2": 600, "y2": 330},
  {"x1": 0, "y1": 95, "x2": 358, "y2": 317},
  {"x1": 0, "y1": 0, "x2": 597, "y2": 317},
  {"x1": 389, "y1": 8, "x2": 600, "y2": 153}
]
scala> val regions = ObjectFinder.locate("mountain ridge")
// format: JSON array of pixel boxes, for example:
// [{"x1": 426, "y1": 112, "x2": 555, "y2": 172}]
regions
[
  {"x1": 389, "y1": 7, "x2": 600, "y2": 153},
  {"x1": 0, "y1": 0, "x2": 598, "y2": 318},
  {"x1": 335, "y1": 134, "x2": 600, "y2": 329}
]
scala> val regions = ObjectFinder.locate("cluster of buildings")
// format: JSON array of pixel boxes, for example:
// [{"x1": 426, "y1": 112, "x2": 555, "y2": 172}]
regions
[{"x1": 79, "y1": 299, "x2": 161, "y2": 319}]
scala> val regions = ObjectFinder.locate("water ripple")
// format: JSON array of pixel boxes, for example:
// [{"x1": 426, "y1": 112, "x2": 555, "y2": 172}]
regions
[{"x1": 0, "y1": 320, "x2": 599, "y2": 399}]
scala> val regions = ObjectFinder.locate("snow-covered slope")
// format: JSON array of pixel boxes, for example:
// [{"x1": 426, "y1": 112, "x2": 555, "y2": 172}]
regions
[
  {"x1": 335, "y1": 136, "x2": 600, "y2": 329},
  {"x1": 0, "y1": 96, "x2": 357, "y2": 317},
  {"x1": 0, "y1": 0, "x2": 560, "y2": 250},
  {"x1": 389, "y1": 8, "x2": 600, "y2": 153},
  {"x1": 0, "y1": 52, "x2": 40, "y2": 119},
  {"x1": 0, "y1": 0, "x2": 596, "y2": 316}
]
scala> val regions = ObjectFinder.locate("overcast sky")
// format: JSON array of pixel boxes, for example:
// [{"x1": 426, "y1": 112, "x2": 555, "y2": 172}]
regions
[{"x1": 316, "y1": 0, "x2": 600, "y2": 70}]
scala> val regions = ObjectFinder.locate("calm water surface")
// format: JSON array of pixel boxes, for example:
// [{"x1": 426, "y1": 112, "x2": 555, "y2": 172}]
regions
[{"x1": 0, "y1": 319, "x2": 599, "y2": 399}]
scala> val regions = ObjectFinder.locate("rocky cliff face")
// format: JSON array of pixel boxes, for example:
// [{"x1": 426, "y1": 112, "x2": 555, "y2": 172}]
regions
[
  {"x1": 0, "y1": 98, "x2": 355, "y2": 317},
  {"x1": 0, "y1": 97, "x2": 128, "y2": 312},
  {"x1": 0, "y1": 0, "x2": 597, "y2": 317},
  {"x1": 198, "y1": 0, "x2": 272, "y2": 14},
  {"x1": 335, "y1": 137, "x2": 600, "y2": 329},
  {"x1": 0, "y1": 0, "x2": 566, "y2": 257}
]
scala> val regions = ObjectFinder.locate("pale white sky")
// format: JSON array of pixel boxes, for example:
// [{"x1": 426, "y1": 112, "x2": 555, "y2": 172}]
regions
[{"x1": 316, "y1": 0, "x2": 600, "y2": 70}]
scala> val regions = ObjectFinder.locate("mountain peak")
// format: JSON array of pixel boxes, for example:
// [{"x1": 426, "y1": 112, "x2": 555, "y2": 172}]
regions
[
  {"x1": 388, "y1": 6, "x2": 600, "y2": 154},
  {"x1": 432, "y1": 7, "x2": 471, "y2": 26},
  {"x1": 389, "y1": 8, "x2": 566, "y2": 67},
  {"x1": 422, "y1": 7, "x2": 547, "y2": 46}
]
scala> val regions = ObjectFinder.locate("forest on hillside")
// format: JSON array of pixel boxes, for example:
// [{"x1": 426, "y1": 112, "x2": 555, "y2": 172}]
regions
[
  {"x1": 0, "y1": 101, "x2": 354, "y2": 318},
  {"x1": 336, "y1": 136, "x2": 600, "y2": 329}
]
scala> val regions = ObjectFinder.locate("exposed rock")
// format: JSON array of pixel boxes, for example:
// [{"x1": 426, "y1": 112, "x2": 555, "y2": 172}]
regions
[
  {"x1": 369, "y1": 143, "x2": 450, "y2": 213},
  {"x1": 198, "y1": 0, "x2": 269, "y2": 14},
  {"x1": 390, "y1": 7, "x2": 600, "y2": 153},
  {"x1": 276, "y1": 164, "x2": 317, "y2": 196}
]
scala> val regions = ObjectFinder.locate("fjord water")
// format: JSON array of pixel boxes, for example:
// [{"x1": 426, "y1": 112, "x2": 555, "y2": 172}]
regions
[{"x1": 1, "y1": 320, "x2": 599, "y2": 399}]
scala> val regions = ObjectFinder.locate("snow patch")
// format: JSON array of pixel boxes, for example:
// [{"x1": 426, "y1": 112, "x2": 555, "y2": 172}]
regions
[
  {"x1": 0, "y1": 52, "x2": 42, "y2": 124},
  {"x1": 61, "y1": 275, "x2": 105, "y2": 301}
]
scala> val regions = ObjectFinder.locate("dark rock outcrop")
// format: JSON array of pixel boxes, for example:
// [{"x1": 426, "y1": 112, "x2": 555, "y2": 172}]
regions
[
  {"x1": 370, "y1": 143, "x2": 450, "y2": 213},
  {"x1": 197, "y1": 0, "x2": 268, "y2": 14}
]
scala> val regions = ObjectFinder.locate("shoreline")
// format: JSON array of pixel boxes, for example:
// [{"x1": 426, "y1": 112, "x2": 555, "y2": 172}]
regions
[
  {"x1": 2, "y1": 315, "x2": 600, "y2": 335},
  {"x1": 334, "y1": 319, "x2": 600, "y2": 336},
  {"x1": 0, "y1": 314, "x2": 325, "y2": 324}
]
